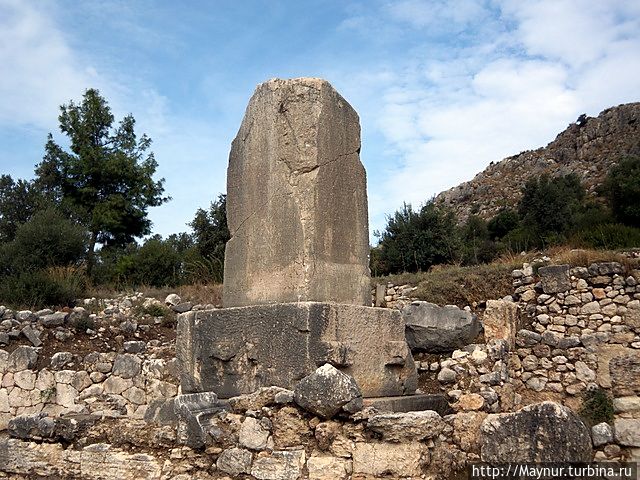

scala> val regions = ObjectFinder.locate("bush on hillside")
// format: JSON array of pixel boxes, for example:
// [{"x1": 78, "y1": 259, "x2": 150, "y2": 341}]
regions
[
  {"x1": 0, "y1": 267, "x2": 86, "y2": 308},
  {"x1": 375, "y1": 201, "x2": 459, "y2": 274},
  {"x1": 601, "y1": 156, "x2": 640, "y2": 227},
  {"x1": 4, "y1": 208, "x2": 88, "y2": 271}
]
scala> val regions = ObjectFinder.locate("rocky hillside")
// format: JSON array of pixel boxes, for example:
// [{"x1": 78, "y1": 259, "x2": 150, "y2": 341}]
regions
[{"x1": 435, "y1": 102, "x2": 640, "y2": 222}]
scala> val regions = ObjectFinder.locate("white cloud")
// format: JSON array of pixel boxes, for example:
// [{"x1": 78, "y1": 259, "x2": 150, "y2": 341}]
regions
[
  {"x1": 0, "y1": 0, "x2": 92, "y2": 128},
  {"x1": 342, "y1": 0, "x2": 640, "y2": 238}
]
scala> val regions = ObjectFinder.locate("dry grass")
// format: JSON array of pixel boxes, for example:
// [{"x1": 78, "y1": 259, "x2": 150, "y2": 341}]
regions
[
  {"x1": 372, "y1": 260, "x2": 520, "y2": 309},
  {"x1": 371, "y1": 246, "x2": 639, "y2": 309}
]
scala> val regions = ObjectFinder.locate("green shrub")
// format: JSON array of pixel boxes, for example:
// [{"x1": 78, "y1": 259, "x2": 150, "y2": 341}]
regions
[
  {"x1": 579, "y1": 387, "x2": 614, "y2": 426},
  {"x1": 7, "y1": 208, "x2": 88, "y2": 271},
  {"x1": 601, "y1": 156, "x2": 640, "y2": 227},
  {"x1": 572, "y1": 223, "x2": 640, "y2": 249},
  {"x1": 0, "y1": 266, "x2": 86, "y2": 308}
]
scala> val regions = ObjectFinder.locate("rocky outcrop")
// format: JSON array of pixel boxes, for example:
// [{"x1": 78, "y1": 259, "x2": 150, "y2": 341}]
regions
[{"x1": 435, "y1": 102, "x2": 640, "y2": 222}]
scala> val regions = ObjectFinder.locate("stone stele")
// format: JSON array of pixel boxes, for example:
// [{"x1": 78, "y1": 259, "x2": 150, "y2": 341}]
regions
[
  {"x1": 177, "y1": 78, "x2": 417, "y2": 399},
  {"x1": 223, "y1": 77, "x2": 370, "y2": 307}
]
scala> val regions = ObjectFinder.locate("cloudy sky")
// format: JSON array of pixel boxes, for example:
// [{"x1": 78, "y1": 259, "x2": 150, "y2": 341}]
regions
[{"x1": 1, "y1": 0, "x2": 639, "y2": 242}]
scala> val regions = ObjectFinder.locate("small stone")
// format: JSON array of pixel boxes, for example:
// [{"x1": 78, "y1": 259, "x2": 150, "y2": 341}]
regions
[
  {"x1": 7, "y1": 346, "x2": 38, "y2": 372},
  {"x1": 437, "y1": 367, "x2": 457, "y2": 384},
  {"x1": 239, "y1": 417, "x2": 271, "y2": 450},
  {"x1": 456, "y1": 393, "x2": 485, "y2": 411},
  {"x1": 294, "y1": 364, "x2": 362, "y2": 418},
  {"x1": 50, "y1": 352, "x2": 74, "y2": 370},
  {"x1": 40, "y1": 312, "x2": 67, "y2": 327},
  {"x1": 164, "y1": 294, "x2": 182, "y2": 306},
  {"x1": 112, "y1": 354, "x2": 142, "y2": 379},
  {"x1": 217, "y1": 447, "x2": 252, "y2": 476},
  {"x1": 591, "y1": 422, "x2": 613, "y2": 447},
  {"x1": 123, "y1": 341, "x2": 146, "y2": 354},
  {"x1": 21, "y1": 325, "x2": 42, "y2": 347}
]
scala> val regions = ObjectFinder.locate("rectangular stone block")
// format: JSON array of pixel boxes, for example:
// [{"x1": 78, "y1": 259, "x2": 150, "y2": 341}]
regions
[
  {"x1": 223, "y1": 78, "x2": 370, "y2": 308},
  {"x1": 538, "y1": 265, "x2": 571, "y2": 294},
  {"x1": 177, "y1": 302, "x2": 417, "y2": 398}
]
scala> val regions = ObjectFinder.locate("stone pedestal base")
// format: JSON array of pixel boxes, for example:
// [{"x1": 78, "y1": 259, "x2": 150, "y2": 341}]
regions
[{"x1": 177, "y1": 302, "x2": 417, "y2": 398}]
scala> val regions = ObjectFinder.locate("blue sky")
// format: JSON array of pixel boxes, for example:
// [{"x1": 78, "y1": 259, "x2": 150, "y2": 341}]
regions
[{"x1": 1, "y1": 0, "x2": 639, "y2": 243}]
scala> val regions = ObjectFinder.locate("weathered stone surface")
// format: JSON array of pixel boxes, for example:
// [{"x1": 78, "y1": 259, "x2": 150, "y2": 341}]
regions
[
  {"x1": 455, "y1": 393, "x2": 485, "y2": 411},
  {"x1": 483, "y1": 300, "x2": 519, "y2": 349},
  {"x1": 363, "y1": 393, "x2": 452, "y2": 415},
  {"x1": 239, "y1": 417, "x2": 270, "y2": 450},
  {"x1": 228, "y1": 386, "x2": 294, "y2": 412},
  {"x1": 402, "y1": 301, "x2": 482, "y2": 352},
  {"x1": 294, "y1": 364, "x2": 362, "y2": 418},
  {"x1": 591, "y1": 422, "x2": 613, "y2": 447},
  {"x1": 0, "y1": 438, "x2": 162, "y2": 479},
  {"x1": 366, "y1": 410, "x2": 444, "y2": 442},
  {"x1": 307, "y1": 455, "x2": 351, "y2": 480},
  {"x1": 223, "y1": 78, "x2": 370, "y2": 308},
  {"x1": 614, "y1": 419, "x2": 640, "y2": 446},
  {"x1": 112, "y1": 354, "x2": 142, "y2": 379},
  {"x1": 21, "y1": 325, "x2": 42, "y2": 347},
  {"x1": 352, "y1": 442, "x2": 426, "y2": 477},
  {"x1": 538, "y1": 265, "x2": 571, "y2": 294},
  {"x1": 7, "y1": 414, "x2": 54, "y2": 440},
  {"x1": 251, "y1": 450, "x2": 306, "y2": 480},
  {"x1": 7, "y1": 346, "x2": 37, "y2": 372},
  {"x1": 610, "y1": 352, "x2": 640, "y2": 396},
  {"x1": 272, "y1": 406, "x2": 311, "y2": 448},
  {"x1": 217, "y1": 447, "x2": 252, "y2": 476},
  {"x1": 174, "y1": 392, "x2": 226, "y2": 448},
  {"x1": 40, "y1": 312, "x2": 67, "y2": 327},
  {"x1": 177, "y1": 302, "x2": 416, "y2": 398},
  {"x1": 614, "y1": 396, "x2": 640, "y2": 413},
  {"x1": 481, "y1": 402, "x2": 592, "y2": 462}
]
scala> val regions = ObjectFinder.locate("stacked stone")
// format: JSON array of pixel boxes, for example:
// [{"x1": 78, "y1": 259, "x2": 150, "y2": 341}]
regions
[
  {"x1": 0, "y1": 293, "x2": 204, "y2": 351},
  {"x1": 0, "y1": 347, "x2": 178, "y2": 430},
  {"x1": 420, "y1": 341, "x2": 515, "y2": 414},
  {"x1": 507, "y1": 262, "x2": 640, "y2": 397},
  {"x1": 371, "y1": 283, "x2": 418, "y2": 309}
]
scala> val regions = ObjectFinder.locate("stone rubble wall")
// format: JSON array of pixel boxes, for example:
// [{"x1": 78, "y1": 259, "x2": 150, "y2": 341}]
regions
[{"x1": 0, "y1": 262, "x2": 638, "y2": 478}]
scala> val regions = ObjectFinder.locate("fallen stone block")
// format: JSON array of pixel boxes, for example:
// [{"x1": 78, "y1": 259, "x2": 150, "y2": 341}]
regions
[
  {"x1": 402, "y1": 301, "x2": 482, "y2": 353},
  {"x1": 481, "y1": 401, "x2": 592, "y2": 462}
]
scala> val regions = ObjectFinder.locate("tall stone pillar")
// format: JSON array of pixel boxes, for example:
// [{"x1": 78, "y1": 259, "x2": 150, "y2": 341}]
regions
[{"x1": 223, "y1": 78, "x2": 371, "y2": 307}]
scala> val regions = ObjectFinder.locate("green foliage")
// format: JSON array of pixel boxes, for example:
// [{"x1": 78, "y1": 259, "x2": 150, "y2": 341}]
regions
[
  {"x1": 40, "y1": 386, "x2": 57, "y2": 402},
  {"x1": 572, "y1": 223, "x2": 640, "y2": 250},
  {"x1": 0, "y1": 267, "x2": 86, "y2": 309},
  {"x1": 0, "y1": 175, "x2": 45, "y2": 243},
  {"x1": 518, "y1": 173, "x2": 585, "y2": 246},
  {"x1": 458, "y1": 215, "x2": 497, "y2": 265},
  {"x1": 579, "y1": 387, "x2": 614, "y2": 426},
  {"x1": 601, "y1": 156, "x2": 640, "y2": 227},
  {"x1": 188, "y1": 194, "x2": 230, "y2": 283},
  {"x1": 487, "y1": 208, "x2": 519, "y2": 240},
  {"x1": 34, "y1": 88, "x2": 169, "y2": 275},
  {"x1": 375, "y1": 201, "x2": 459, "y2": 274},
  {"x1": 3, "y1": 208, "x2": 88, "y2": 272}
]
